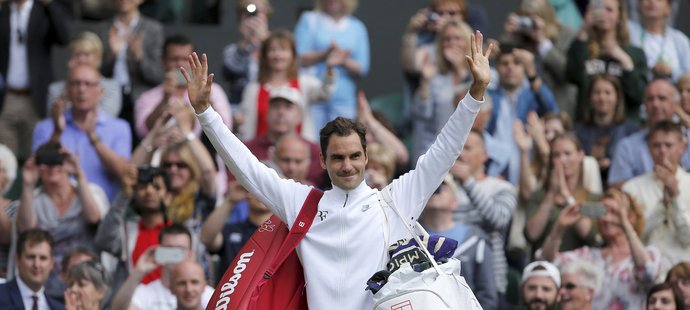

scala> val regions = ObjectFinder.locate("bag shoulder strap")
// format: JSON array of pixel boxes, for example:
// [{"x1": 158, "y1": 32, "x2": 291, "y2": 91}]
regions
[
  {"x1": 454, "y1": 235, "x2": 479, "y2": 257},
  {"x1": 264, "y1": 188, "x2": 323, "y2": 278}
]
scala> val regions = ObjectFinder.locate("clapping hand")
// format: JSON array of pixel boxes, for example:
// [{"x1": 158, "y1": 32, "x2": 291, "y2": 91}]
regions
[{"x1": 182, "y1": 53, "x2": 214, "y2": 114}]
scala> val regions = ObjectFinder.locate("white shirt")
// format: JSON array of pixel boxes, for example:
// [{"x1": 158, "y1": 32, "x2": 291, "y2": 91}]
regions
[
  {"x1": 131, "y1": 279, "x2": 214, "y2": 310},
  {"x1": 6, "y1": 0, "x2": 33, "y2": 89},
  {"x1": 112, "y1": 14, "x2": 140, "y2": 89},
  {"x1": 15, "y1": 275, "x2": 49, "y2": 310},
  {"x1": 622, "y1": 169, "x2": 690, "y2": 275},
  {"x1": 198, "y1": 92, "x2": 482, "y2": 309}
]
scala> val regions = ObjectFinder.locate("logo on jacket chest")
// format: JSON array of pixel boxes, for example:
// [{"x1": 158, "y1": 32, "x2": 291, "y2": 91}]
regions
[{"x1": 317, "y1": 210, "x2": 329, "y2": 221}]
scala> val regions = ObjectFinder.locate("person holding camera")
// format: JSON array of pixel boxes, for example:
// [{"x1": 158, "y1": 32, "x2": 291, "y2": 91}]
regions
[
  {"x1": 222, "y1": 0, "x2": 272, "y2": 111},
  {"x1": 540, "y1": 188, "x2": 662, "y2": 309},
  {"x1": 111, "y1": 224, "x2": 215, "y2": 310},
  {"x1": 134, "y1": 34, "x2": 232, "y2": 140},
  {"x1": 502, "y1": 0, "x2": 579, "y2": 116},
  {"x1": 566, "y1": 0, "x2": 648, "y2": 120},
  {"x1": 15, "y1": 142, "x2": 110, "y2": 301},
  {"x1": 94, "y1": 164, "x2": 170, "y2": 289}
]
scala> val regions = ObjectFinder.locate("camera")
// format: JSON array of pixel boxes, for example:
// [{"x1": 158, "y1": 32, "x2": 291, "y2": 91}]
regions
[
  {"x1": 427, "y1": 12, "x2": 440, "y2": 24},
  {"x1": 246, "y1": 4, "x2": 258, "y2": 17},
  {"x1": 517, "y1": 16, "x2": 534, "y2": 33},
  {"x1": 137, "y1": 165, "x2": 163, "y2": 185}
]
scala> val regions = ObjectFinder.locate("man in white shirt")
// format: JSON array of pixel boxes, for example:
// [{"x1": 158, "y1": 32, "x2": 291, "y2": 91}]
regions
[
  {"x1": 0, "y1": 0, "x2": 69, "y2": 160},
  {"x1": 170, "y1": 260, "x2": 207, "y2": 310},
  {"x1": 111, "y1": 224, "x2": 214, "y2": 310},
  {"x1": 184, "y1": 31, "x2": 493, "y2": 309},
  {"x1": 623, "y1": 120, "x2": 690, "y2": 275},
  {"x1": 0, "y1": 229, "x2": 64, "y2": 309}
]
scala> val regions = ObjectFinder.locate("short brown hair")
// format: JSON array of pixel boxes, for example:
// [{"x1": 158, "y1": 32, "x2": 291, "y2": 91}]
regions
[
  {"x1": 647, "y1": 121, "x2": 687, "y2": 143},
  {"x1": 17, "y1": 229, "x2": 54, "y2": 256},
  {"x1": 319, "y1": 117, "x2": 367, "y2": 155}
]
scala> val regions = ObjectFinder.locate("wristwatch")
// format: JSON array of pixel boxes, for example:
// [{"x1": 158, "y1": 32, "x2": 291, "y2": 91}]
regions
[{"x1": 185, "y1": 132, "x2": 195, "y2": 142}]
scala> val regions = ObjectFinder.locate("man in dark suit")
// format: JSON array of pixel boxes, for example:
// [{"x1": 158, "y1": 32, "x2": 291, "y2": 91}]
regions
[
  {"x1": 0, "y1": 229, "x2": 64, "y2": 310},
  {"x1": 0, "y1": 0, "x2": 70, "y2": 160}
]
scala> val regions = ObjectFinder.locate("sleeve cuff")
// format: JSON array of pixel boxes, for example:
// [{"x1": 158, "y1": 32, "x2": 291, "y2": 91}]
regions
[
  {"x1": 462, "y1": 91, "x2": 484, "y2": 113},
  {"x1": 196, "y1": 105, "x2": 216, "y2": 123}
]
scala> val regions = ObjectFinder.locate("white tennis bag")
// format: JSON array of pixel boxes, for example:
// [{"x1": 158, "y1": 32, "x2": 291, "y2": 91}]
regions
[{"x1": 373, "y1": 189, "x2": 483, "y2": 310}]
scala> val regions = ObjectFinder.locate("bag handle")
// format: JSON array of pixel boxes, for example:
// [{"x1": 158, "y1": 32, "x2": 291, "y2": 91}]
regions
[
  {"x1": 379, "y1": 186, "x2": 444, "y2": 276},
  {"x1": 264, "y1": 188, "x2": 323, "y2": 279}
]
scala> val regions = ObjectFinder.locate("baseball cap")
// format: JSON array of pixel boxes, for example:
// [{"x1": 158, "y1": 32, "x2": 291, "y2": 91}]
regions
[
  {"x1": 521, "y1": 261, "x2": 561, "y2": 287},
  {"x1": 269, "y1": 86, "x2": 304, "y2": 109}
]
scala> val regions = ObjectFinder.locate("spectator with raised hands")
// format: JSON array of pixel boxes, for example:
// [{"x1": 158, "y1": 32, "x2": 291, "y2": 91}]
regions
[
  {"x1": 622, "y1": 121, "x2": 690, "y2": 276},
  {"x1": 294, "y1": 0, "x2": 369, "y2": 134},
  {"x1": 357, "y1": 91, "x2": 409, "y2": 168},
  {"x1": 628, "y1": 0, "x2": 690, "y2": 81},
  {"x1": 566, "y1": 0, "x2": 648, "y2": 119},
  {"x1": 523, "y1": 133, "x2": 601, "y2": 253},
  {"x1": 411, "y1": 20, "x2": 475, "y2": 162},
  {"x1": 239, "y1": 30, "x2": 334, "y2": 143},
  {"x1": 16, "y1": 142, "x2": 109, "y2": 300},
  {"x1": 575, "y1": 74, "x2": 640, "y2": 182},
  {"x1": 222, "y1": 0, "x2": 272, "y2": 111},
  {"x1": 64, "y1": 261, "x2": 110, "y2": 310},
  {"x1": 502, "y1": 0, "x2": 579, "y2": 115},
  {"x1": 47, "y1": 32, "x2": 122, "y2": 118},
  {"x1": 541, "y1": 188, "x2": 662, "y2": 309},
  {"x1": 486, "y1": 44, "x2": 558, "y2": 185}
]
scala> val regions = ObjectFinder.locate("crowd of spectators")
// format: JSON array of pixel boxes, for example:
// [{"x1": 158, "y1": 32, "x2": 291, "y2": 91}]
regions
[{"x1": 0, "y1": 0, "x2": 689, "y2": 309}]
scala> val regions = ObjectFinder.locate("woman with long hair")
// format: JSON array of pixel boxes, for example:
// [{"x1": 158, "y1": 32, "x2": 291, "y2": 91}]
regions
[
  {"x1": 239, "y1": 30, "x2": 335, "y2": 142},
  {"x1": 566, "y1": 0, "x2": 648, "y2": 119},
  {"x1": 412, "y1": 20, "x2": 476, "y2": 161},
  {"x1": 575, "y1": 74, "x2": 639, "y2": 181},
  {"x1": 542, "y1": 188, "x2": 663, "y2": 309},
  {"x1": 647, "y1": 282, "x2": 686, "y2": 310},
  {"x1": 524, "y1": 133, "x2": 602, "y2": 253}
]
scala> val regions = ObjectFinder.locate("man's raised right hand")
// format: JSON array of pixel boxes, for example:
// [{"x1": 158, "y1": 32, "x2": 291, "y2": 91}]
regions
[{"x1": 181, "y1": 52, "x2": 214, "y2": 114}]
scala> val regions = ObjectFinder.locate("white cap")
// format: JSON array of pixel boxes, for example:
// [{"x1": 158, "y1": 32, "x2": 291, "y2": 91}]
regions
[
  {"x1": 269, "y1": 86, "x2": 304, "y2": 109},
  {"x1": 521, "y1": 261, "x2": 561, "y2": 287}
]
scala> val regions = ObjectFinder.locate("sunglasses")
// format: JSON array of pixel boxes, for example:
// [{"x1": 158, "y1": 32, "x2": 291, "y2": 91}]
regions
[
  {"x1": 560, "y1": 282, "x2": 580, "y2": 290},
  {"x1": 162, "y1": 161, "x2": 189, "y2": 170}
]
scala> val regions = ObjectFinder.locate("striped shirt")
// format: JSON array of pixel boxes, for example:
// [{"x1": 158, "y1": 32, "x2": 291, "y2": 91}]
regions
[{"x1": 453, "y1": 176, "x2": 517, "y2": 293}]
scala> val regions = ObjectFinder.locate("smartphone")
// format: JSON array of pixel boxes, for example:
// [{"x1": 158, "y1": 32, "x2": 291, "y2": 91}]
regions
[
  {"x1": 175, "y1": 70, "x2": 187, "y2": 86},
  {"x1": 154, "y1": 247, "x2": 186, "y2": 265},
  {"x1": 579, "y1": 202, "x2": 607, "y2": 218},
  {"x1": 165, "y1": 116, "x2": 177, "y2": 129}
]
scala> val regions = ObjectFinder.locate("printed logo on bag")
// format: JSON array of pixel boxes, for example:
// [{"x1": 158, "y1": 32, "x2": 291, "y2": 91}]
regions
[
  {"x1": 258, "y1": 220, "x2": 275, "y2": 232},
  {"x1": 317, "y1": 210, "x2": 329, "y2": 221},
  {"x1": 391, "y1": 300, "x2": 413, "y2": 310},
  {"x1": 214, "y1": 250, "x2": 254, "y2": 310}
]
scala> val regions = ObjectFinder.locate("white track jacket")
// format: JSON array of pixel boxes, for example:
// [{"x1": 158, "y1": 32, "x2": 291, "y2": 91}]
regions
[{"x1": 198, "y1": 92, "x2": 482, "y2": 309}]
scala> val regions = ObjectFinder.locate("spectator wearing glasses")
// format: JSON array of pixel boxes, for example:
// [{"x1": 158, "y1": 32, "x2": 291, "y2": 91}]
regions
[
  {"x1": 64, "y1": 261, "x2": 110, "y2": 310},
  {"x1": 666, "y1": 262, "x2": 690, "y2": 309},
  {"x1": 0, "y1": 229, "x2": 64, "y2": 310},
  {"x1": 541, "y1": 188, "x2": 662, "y2": 309},
  {"x1": 15, "y1": 143, "x2": 109, "y2": 300},
  {"x1": 294, "y1": 0, "x2": 369, "y2": 134},
  {"x1": 47, "y1": 32, "x2": 122, "y2": 118},
  {"x1": 557, "y1": 259, "x2": 603, "y2": 310},
  {"x1": 32, "y1": 65, "x2": 132, "y2": 202},
  {"x1": 0, "y1": 0, "x2": 70, "y2": 161}
]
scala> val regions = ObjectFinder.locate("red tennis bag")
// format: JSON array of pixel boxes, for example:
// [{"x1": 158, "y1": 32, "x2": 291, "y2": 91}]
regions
[{"x1": 206, "y1": 188, "x2": 323, "y2": 310}]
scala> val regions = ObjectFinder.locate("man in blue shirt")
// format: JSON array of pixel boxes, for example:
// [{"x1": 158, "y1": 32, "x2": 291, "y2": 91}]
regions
[{"x1": 32, "y1": 65, "x2": 132, "y2": 201}]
